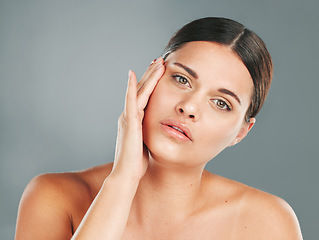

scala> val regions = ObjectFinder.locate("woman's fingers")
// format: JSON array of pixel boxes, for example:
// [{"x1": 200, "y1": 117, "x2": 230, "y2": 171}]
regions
[
  {"x1": 114, "y1": 58, "x2": 162, "y2": 180},
  {"x1": 114, "y1": 69, "x2": 148, "y2": 181},
  {"x1": 136, "y1": 59, "x2": 165, "y2": 110},
  {"x1": 136, "y1": 57, "x2": 163, "y2": 92},
  {"x1": 124, "y1": 70, "x2": 138, "y2": 120},
  {"x1": 124, "y1": 57, "x2": 165, "y2": 121},
  {"x1": 136, "y1": 58, "x2": 157, "y2": 90}
]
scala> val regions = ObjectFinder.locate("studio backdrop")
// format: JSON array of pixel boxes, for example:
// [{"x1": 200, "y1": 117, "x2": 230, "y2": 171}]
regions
[{"x1": 1, "y1": 0, "x2": 318, "y2": 239}]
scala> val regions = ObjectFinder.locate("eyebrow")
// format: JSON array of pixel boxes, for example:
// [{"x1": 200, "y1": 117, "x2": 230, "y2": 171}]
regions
[
  {"x1": 173, "y1": 62, "x2": 241, "y2": 105},
  {"x1": 218, "y1": 88, "x2": 241, "y2": 105},
  {"x1": 173, "y1": 62, "x2": 198, "y2": 79}
]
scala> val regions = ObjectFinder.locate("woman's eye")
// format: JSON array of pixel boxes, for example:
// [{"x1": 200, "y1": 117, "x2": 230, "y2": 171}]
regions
[
  {"x1": 172, "y1": 75, "x2": 190, "y2": 87},
  {"x1": 212, "y1": 99, "x2": 231, "y2": 111}
]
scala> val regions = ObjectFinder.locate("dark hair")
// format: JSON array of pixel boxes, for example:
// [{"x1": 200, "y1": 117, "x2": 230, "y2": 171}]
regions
[{"x1": 162, "y1": 17, "x2": 273, "y2": 122}]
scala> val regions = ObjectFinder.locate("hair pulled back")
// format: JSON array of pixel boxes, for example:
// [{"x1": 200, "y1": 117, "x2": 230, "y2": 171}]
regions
[{"x1": 162, "y1": 17, "x2": 273, "y2": 122}]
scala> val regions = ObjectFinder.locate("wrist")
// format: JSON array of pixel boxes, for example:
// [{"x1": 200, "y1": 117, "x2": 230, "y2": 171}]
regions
[
  {"x1": 110, "y1": 163, "x2": 145, "y2": 183},
  {"x1": 106, "y1": 170, "x2": 141, "y2": 192}
]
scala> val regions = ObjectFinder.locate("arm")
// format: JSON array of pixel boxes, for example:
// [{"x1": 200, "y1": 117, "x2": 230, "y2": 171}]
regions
[
  {"x1": 71, "y1": 173, "x2": 140, "y2": 239},
  {"x1": 15, "y1": 57, "x2": 165, "y2": 240},
  {"x1": 73, "y1": 60, "x2": 164, "y2": 238}
]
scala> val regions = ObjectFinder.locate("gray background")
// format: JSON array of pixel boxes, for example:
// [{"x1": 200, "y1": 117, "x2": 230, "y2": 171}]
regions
[{"x1": 1, "y1": 0, "x2": 318, "y2": 239}]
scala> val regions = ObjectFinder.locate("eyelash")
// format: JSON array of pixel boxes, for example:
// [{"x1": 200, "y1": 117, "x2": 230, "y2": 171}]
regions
[
  {"x1": 172, "y1": 74, "x2": 190, "y2": 87},
  {"x1": 211, "y1": 99, "x2": 232, "y2": 111},
  {"x1": 171, "y1": 74, "x2": 232, "y2": 111}
]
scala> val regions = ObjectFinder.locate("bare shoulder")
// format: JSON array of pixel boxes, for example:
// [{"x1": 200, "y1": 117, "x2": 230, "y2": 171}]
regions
[
  {"x1": 20, "y1": 163, "x2": 113, "y2": 207},
  {"x1": 203, "y1": 171, "x2": 303, "y2": 239},
  {"x1": 239, "y1": 186, "x2": 303, "y2": 239},
  {"x1": 15, "y1": 163, "x2": 113, "y2": 240}
]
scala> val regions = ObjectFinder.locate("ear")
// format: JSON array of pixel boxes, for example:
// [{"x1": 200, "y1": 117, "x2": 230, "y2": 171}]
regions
[{"x1": 230, "y1": 117, "x2": 256, "y2": 146}]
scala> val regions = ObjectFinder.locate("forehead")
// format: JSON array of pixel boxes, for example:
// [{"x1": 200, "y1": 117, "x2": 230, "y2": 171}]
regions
[{"x1": 165, "y1": 41, "x2": 254, "y2": 104}]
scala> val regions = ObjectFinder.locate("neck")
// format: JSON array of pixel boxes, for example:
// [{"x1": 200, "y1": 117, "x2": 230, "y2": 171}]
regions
[
  {"x1": 145, "y1": 156, "x2": 205, "y2": 193},
  {"x1": 131, "y1": 154, "x2": 208, "y2": 224}
]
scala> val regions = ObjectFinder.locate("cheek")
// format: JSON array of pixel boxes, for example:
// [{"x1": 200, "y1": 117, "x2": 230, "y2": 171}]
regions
[
  {"x1": 194, "y1": 117, "x2": 242, "y2": 157},
  {"x1": 144, "y1": 77, "x2": 177, "y2": 116},
  {"x1": 142, "y1": 80, "x2": 170, "y2": 140}
]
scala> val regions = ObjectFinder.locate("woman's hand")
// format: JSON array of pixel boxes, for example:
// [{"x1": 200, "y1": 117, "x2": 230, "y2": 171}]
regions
[
  {"x1": 112, "y1": 57, "x2": 165, "y2": 181},
  {"x1": 15, "y1": 59, "x2": 165, "y2": 240}
]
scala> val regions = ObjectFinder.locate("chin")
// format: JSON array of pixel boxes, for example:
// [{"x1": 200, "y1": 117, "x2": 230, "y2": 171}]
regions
[{"x1": 145, "y1": 137, "x2": 179, "y2": 160}]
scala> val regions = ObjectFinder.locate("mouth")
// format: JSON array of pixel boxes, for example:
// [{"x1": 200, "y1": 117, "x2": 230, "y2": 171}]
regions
[
  {"x1": 160, "y1": 120, "x2": 193, "y2": 141},
  {"x1": 168, "y1": 125, "x2": 189, "y2": 137}
]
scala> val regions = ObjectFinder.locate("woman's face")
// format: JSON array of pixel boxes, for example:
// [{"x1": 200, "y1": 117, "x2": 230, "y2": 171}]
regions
[{"x1": 143, "y1": 41, "x2": 255, "y2": 168}]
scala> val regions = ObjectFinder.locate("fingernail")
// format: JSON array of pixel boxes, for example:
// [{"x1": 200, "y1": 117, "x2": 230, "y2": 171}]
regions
[
  {"x1": 151, "y1": 59, "x2": 157, "y2": 64},
  {"x1": 128, "y1": 70, "x2": 132, "y2": 78}
]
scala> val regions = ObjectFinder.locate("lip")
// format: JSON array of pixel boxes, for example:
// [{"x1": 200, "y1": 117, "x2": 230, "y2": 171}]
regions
[{"x1": 160, "y1": 119, "x2": 193, "y2": 142}]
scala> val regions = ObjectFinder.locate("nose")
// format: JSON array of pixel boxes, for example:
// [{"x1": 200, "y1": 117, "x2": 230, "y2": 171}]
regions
[{"x1": 176, "y1": 95, "x2": 200, "y2": 121}]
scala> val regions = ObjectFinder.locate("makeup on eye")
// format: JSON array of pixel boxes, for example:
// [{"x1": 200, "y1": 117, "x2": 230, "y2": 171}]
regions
[
  {"x1": 168, "y1": 61, "x2": 241, "y2": 112},
  {"x1": 171, "y1": 73, "x2": 234, "y2": 111},
  {"x1": 171, "y1": 74, "x2": 191, "y2": 87},
  {"x1": 211, "y1": 99, "x2": 232, "y2": 111},
  {"x1": 170, "y1": 62, "x2": 242, "y2": 105}
]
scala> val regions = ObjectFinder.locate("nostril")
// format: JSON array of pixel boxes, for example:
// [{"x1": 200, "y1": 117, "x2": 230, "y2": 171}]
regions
[
  {"x1": 179, "y1": 108, "x2": 184, "y2": 113},
  {"x1": 189, "y1": 114, "x2": 195, "y2": 118}
]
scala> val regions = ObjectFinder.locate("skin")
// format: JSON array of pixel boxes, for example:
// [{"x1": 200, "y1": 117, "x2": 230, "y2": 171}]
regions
[{"x1": 15, "y1": 42, "x2": 303, "y2": 240}]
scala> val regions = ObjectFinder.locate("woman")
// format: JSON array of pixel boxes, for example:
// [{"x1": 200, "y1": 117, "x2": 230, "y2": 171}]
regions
[{"x1": 15, "y1": 17, "x2": 303, "y2": 239}]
